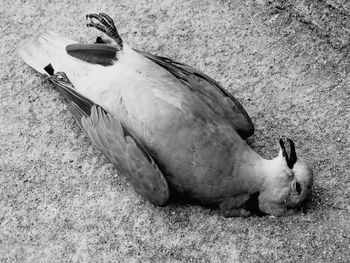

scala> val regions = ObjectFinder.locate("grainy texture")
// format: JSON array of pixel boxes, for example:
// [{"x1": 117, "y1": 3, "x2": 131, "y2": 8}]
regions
[
  {"x1": 1, "y1": 0, "x2": 349, "y2": 262},
  {"x1": 264, "y1": 0, "x2": 350, "y2": 49}
]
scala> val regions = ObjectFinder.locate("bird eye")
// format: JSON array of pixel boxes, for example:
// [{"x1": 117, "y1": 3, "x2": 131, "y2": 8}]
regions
[{"x1": 292, "y1": 181, "x2": 302, "y2": 195}]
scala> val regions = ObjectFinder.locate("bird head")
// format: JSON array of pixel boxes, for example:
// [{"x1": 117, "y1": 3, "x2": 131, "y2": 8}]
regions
[{"x1": 258, "y1": 139, "x2": 313, "y2": 216}]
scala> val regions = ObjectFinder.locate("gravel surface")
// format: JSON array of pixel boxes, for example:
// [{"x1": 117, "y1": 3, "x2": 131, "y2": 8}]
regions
[{"x1": 1, "y1": 0, "x2": 349, "y2": 262}]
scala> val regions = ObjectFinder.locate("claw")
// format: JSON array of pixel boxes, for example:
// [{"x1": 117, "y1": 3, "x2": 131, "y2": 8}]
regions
[
  {"x1": 86, "y1": 13, "x2": 100, "y2": 20},
  {"x1": 99, "y1": 13, "x2": 115, "y2": 26},
  {"x1": 89, "y1": 23, "x2": 107, "y2": 34},
  {"x1": 84, "y1": 13, "x2": 123, "y2": 49},
  {"x1": 287, "y1": 139, "x2": 297, "y2": 168},
  {"x1": 86, "y1": 13, "x2": 110, "y2": 28},
  {"x1": 279, "y1": 138, "x2": 298, "y2": 169}
]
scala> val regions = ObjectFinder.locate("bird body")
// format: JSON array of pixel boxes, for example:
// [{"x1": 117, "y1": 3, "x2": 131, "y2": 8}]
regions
[{"x1": 19, "y1": 13, "x2": 313, "y2": 216}]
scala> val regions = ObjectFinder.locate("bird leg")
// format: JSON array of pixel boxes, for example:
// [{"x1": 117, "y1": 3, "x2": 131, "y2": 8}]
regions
[
  {"x1": 219, "y1": 194, "x2": 252, "y2": 217},
  {"x1": 94, "y1": 36, "x2": 113, "y2": 44},
  {"x1": 86, "y1": 13, "x2": 123, "y2": 50}
]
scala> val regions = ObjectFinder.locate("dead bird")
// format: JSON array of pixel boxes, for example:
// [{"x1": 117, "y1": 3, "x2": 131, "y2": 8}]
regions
[{"x1": 19, "y1": 13, "x2": 313, "y2": 216}]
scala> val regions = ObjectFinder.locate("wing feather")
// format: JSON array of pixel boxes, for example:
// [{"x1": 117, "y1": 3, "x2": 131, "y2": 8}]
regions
[
  {"x1": 135, "y1": 49, "x2": 254, "y2": 139},
  {"x1": 82, "y1": 106, "x2": 170, "y2": 206}
]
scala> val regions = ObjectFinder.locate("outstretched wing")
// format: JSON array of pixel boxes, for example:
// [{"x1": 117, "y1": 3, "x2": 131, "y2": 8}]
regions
[
  {"x1": 81, "y1": 106, "x2": 170, "y2": 206},
  {"x1": 48, "y1": 73, "x2": 170, "y2": 206},
  {"x1": 135, "y1": 50, "x2": 254, "y2": 139}
]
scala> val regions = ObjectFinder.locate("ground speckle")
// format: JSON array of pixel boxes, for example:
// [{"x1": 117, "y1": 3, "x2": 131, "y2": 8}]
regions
[{"x1": 1, "y1": 0, "x2": 349, "y2": 262}]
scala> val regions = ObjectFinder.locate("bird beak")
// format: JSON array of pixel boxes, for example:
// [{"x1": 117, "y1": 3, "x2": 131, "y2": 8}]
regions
[{"x1": 278, "y1": 138, "x2": 298, "y2": 169}]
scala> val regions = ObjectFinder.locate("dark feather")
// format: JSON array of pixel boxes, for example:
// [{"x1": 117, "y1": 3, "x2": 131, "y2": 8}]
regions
[
  {"x1": 48, "y1": 72, "x2": 95, "y2": 118},
  {"x1": 287, "y1": 139, "x2": 297, "y2": 169},
  {"x1": 66, "y1": 43, "x2": 118, "y2": 66},
  {"x1": 81, "y1": 106, "x2": 170, "y2": 206}
]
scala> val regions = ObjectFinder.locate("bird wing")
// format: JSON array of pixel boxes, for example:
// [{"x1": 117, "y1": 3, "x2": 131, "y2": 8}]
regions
[
  {"x1": 135, "y1": 49, "x2": 254, "y2": 139},
  {"x1": 48, "y1": 74, "x2": 170, "y2": 206},
  {"x1": 81, "y1": 105, "x2": 170, "y2": 206}
]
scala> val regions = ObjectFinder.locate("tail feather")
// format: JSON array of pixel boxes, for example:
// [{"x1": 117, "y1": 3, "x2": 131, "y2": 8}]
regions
[
  {"x1": 19, "y1": 39, "x2": 51, "y2": 75},
  {"x1": 19, "y1": 32, "x2": 87, "y2": 77},
  {"x1": 19, "y1": 32, "x2": 117, "y2": 104}
]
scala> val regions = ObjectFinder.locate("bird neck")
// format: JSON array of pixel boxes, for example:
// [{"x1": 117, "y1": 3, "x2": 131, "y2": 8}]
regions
[{"x1": 236, "y1": 149, "x2": 280, "y2": 194}]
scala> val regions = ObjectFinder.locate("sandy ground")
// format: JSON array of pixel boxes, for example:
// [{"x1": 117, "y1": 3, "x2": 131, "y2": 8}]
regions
[{"x1": 1, "y1": 0, "x2": 350, "y2": 262}]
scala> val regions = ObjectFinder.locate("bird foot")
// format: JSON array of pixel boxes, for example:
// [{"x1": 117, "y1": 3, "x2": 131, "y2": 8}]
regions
[
  {"x1": 86, "y1": 13, "x2": 123, "y2": 49},
  {"x1": 219, "y1": 194, "x2": 252, "y2": 217}
]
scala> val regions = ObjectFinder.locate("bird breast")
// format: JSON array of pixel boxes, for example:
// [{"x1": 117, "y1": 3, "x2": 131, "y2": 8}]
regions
[{"x1": 77, "y1": 45, "x2": 251, "y2": 203}]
